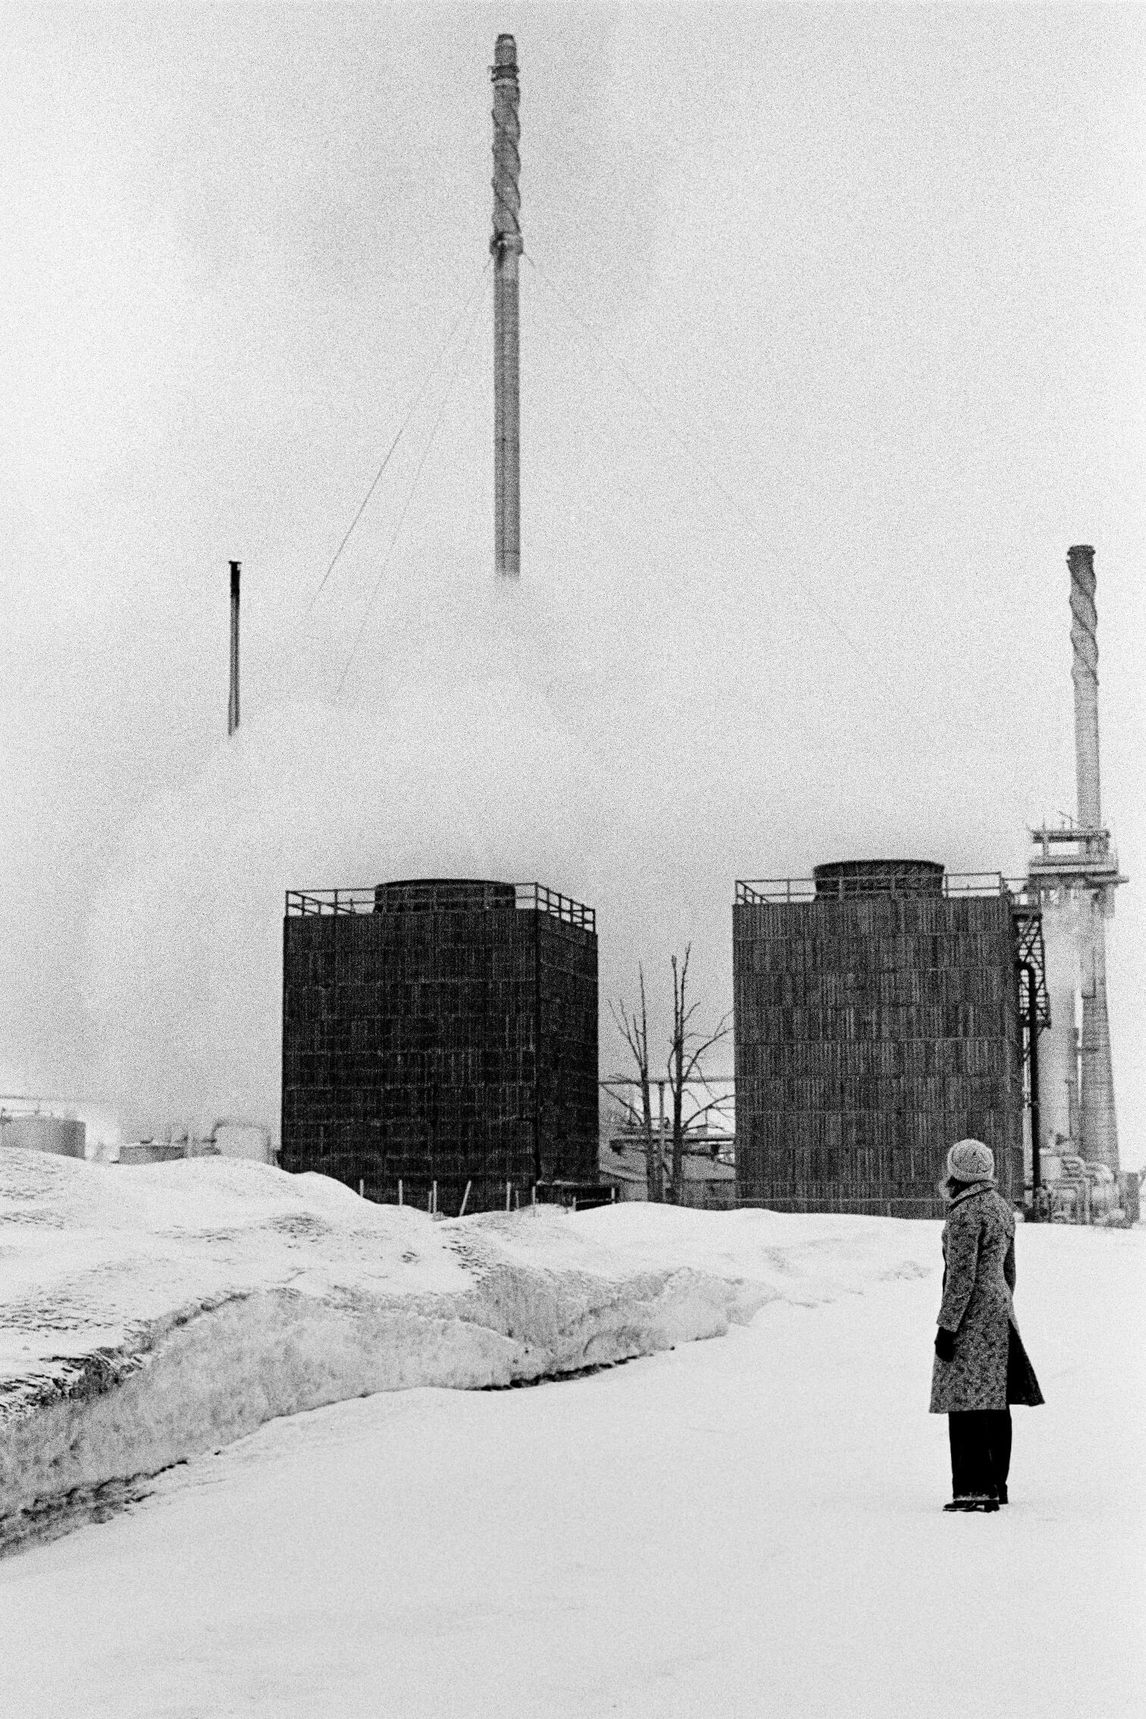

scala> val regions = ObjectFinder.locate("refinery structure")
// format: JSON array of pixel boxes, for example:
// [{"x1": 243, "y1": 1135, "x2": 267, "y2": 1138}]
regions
[
  {"x1": 730, "y1": 544, "x2": 1130, "y2": 1221},
  {"x1": 5, "y1": 40, "x2": 1124, "y2": 1223},
  {"x1": 268, "y1": 38, "x2": 1131, "y2": 1224},
  {"x1": 277, "y1": 39, "x2": 604, "y2": 1215},
  {"x1": 275, "y1": 41, "x2": 604, "y2": 1215}
]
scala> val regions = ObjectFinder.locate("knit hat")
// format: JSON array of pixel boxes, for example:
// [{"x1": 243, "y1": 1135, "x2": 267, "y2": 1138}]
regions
[{"x1": 947, "y1": 1139, "x2": 995, "y2": 1183}]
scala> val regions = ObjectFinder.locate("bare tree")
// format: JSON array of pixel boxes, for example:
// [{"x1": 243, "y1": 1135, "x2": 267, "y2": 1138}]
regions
[
  {"x1": 666, "y1": 946, "x2": 732, "y2": 1205},
  {"x1": 612, "y1": 951, "x2": 731, "y2": 1205},
  {"x1": 608, "y1": 966, "x2": 662, "y2": 1201}
]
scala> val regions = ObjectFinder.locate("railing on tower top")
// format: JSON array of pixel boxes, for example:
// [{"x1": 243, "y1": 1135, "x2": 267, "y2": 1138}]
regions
[
  {"x1": 735, "y1": 874, "x2": 1028, "y2": 905},
  {"x1": 285, "y1": 882, "x2": 595, "y2": 932}
]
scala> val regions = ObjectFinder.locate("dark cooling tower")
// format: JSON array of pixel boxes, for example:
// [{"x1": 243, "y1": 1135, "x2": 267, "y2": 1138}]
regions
[
  {"x1": 734, "y1": 863, "x2": 1025, "y2": 1217},
  {"x1": 280, "y1": 880, "x2": 598, "y2": 1211}
]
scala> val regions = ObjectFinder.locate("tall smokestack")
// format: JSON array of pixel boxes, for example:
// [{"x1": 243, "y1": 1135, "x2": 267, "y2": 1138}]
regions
[
  {"x1": 228, "y1": 560, "x2": 241, "y2": 737},
  {"x1": 1029, "y1": 544, "x2": 1126, "y2": 1181},
  {"x1": 1069, "y1": 544, "x2": 1100, "y2": 829},
  {"x1": 491, "y1": 33, "x2": 522, "y2": 578},
  {"x1": 1068, "y1": 546, "x2": 1119, "y2": 1172}
]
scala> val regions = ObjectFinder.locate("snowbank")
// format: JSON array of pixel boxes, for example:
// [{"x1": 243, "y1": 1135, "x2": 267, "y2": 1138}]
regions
[
  {"x1": 0, "y1": 1150, "x2": 935, "y2": 1543},
  {"x1": 1, "y1": 1209, "x2": 1140, "y2": 1719}
]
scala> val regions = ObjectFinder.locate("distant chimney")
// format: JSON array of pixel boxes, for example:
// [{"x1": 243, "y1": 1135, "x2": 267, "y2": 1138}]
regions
[
  {"x1": 1066, "y1": 545, "x2": 1121, "y2": 1173},
  {"x1": 491, "y1": 34, "x2": 522, "y2": 578},
  {"x1": 1068, "y1": 544, "x2": 1099, "y2": 829},
  {"x1": 228, "y1": 561, "x2": 241, "y2": 736},
  {"x1": 1027, "y1": 545, "x2": 1125, "y2": 1179}
]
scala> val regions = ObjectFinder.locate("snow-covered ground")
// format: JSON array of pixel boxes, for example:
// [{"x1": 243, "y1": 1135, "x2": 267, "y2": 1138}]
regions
[
  {"x1": 0, "y1": 1150, "x2": 926, "y2": 1536},
  {"x1": 1, "y1": 1155, "x2": 1142, "y2": 1716}
]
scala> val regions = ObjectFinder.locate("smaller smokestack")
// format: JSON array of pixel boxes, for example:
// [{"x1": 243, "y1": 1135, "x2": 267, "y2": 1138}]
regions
[
  {"x1": 1068, "y1": 544, "x2": 1099, "y2": 829},
  {"x1": 228, "y1": 560, "x2": 241, "y2": 737}
]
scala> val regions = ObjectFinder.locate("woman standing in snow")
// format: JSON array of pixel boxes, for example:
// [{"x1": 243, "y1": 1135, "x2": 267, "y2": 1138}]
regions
[{"x1": 930, "y1": 1138, "x2": 1044, "y2": 1512}]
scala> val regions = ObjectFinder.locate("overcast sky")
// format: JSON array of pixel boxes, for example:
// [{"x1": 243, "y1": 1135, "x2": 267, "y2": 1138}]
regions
[{"x1": 2, "y1": 4, "x2": 1143, "y2": 1145}]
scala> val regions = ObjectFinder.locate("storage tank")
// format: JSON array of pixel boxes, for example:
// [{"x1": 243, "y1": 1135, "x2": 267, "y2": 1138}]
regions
[
  {"x1": 213, "y1": 1123, "x2": 273, "y2": 1162},
  {"x1": 813, "y1": 859, "x2": 945, "y2": 898},
  {"x1": 118, "y1": 1141, "x2": 188, "y2": 1165},
  {"x1": 0, "y1": 1115, "x2": 86, "y2": 1158},
  {"x1": 373, "y1": 878, "x2": 517, "y2": 913}
]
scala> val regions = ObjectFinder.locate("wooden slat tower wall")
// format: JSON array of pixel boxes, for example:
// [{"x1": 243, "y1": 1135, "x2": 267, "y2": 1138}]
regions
[
  {"x1": 280, "y1": 880, "x2": 598, "y2": 1212},
  {"x1": 734, "y1": 867, "x2": 1024, "y2": 1217}
]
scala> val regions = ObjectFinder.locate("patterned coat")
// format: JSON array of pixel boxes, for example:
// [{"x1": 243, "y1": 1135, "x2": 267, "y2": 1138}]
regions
[{"x1": 929, "y1": 1183, "x2": 1044, "y2": 1414}]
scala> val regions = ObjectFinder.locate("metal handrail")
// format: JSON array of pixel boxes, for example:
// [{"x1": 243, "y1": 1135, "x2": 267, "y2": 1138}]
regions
[
  {"x1": 285, "y1": 882, "x2": 595, "y2": 932},
  {"x1": 735, "y1": 873, "x2": 1023, "y2": 905}
]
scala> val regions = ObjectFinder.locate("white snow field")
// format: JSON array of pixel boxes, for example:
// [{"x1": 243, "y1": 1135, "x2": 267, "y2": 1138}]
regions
[
  {"x1": 0, "y1": 1155, "x2": 1142, "y2": 1717},
  {"x1": 0, "y1": 1150, "x2": 780, "y2": 1535},
  {"x1": 1, "y1": 1150, "x2": 929, "y2": 1535}
]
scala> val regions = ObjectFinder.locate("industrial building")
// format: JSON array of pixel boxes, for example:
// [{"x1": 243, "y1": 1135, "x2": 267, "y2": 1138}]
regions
[
  {"x1": 733, "y1": 861, "x2": 1041, "y2": 1218},
  {"x1": 601, "y1": 1130, "x2": 736, "y2": 1209},
  {"x1": 280, "y1": 879, "x2": 599, "y2": 1212}
]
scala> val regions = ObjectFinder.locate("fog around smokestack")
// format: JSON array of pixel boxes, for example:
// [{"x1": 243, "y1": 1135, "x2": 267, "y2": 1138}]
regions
[
  {"x1": 84, "y1": 582, "x2": 696, "y2": 1138},
  {"x1": 79, "y1": 560, "x2": 1064, "y2": 1142},
  {"x1": 78, "y1": 565, "x2": 919, "y2": 1140}
]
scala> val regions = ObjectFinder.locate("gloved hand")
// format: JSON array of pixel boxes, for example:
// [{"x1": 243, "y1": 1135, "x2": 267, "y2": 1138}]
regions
[{"x1": 934, "y1": 1327, "x2": 956, "y2": 1363}]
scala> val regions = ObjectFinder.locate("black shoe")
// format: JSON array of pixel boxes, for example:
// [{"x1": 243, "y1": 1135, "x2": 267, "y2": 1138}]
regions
[
  {"x1": 997, "y1": 1484, "x2": 1009, "y2": 1505},
  {"x1": 943, "y1": 1495, "x2": 1000, "y2": 1513}
]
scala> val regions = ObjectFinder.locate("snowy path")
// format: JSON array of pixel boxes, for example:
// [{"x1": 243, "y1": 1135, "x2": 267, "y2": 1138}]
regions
[{"x1": 0, "y1": 1222, "x2": 1141, "y2": 1718}]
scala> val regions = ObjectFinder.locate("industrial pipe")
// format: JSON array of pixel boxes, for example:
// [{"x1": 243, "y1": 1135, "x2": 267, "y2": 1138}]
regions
[{"x1": 1021, "y1": 962, "x2": 1042, "y2": 1216}]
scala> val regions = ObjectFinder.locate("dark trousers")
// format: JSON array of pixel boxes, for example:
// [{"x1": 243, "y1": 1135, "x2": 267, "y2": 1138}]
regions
[{"x1": 948, "y1": 1410, "x2": 1012, "y2": 1500}]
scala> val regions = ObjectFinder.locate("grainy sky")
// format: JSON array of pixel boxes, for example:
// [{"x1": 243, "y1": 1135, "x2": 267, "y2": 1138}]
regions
[{"x1": 2, "y1": 3, "x2": 1143, "y2": 1145}]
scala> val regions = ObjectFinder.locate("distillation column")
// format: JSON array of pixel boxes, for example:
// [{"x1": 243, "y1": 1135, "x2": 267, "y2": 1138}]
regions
[
  {"x1": 491, "y1": 34, "x2": 522, "y2": 578},
  {"x1": 1036, "y1": 904, "x2": 1077, "y2": 1150}
]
